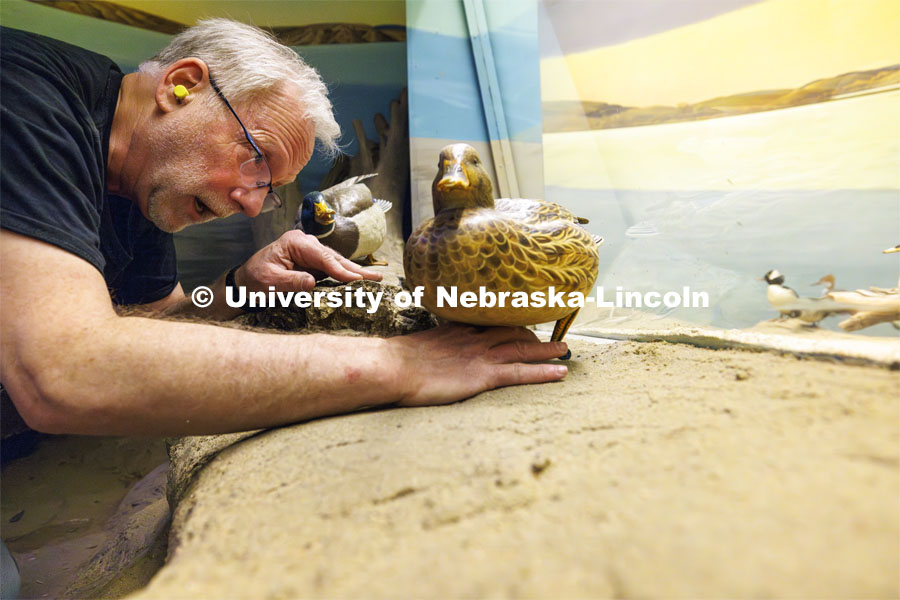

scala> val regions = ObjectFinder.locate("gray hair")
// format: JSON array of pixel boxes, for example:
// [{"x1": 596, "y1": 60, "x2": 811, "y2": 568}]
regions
[{"x1": 141, "y1": 18, "x2": 340, "y2": 156}]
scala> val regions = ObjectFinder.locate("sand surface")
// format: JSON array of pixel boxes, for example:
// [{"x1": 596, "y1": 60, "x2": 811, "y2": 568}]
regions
[
  {"x1": 128, "y1": 339, "x2": 898, "y2": 599},
  {"x1": 0, "y1": 436, "x2": 169, "y2": 598}
]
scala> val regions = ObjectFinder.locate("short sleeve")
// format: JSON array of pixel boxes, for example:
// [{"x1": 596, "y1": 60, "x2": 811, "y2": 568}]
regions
[
  {"x1": 1, "y1": 29, "x2": 175, "y2": 307},
  {"x1": 0, "y1": 28, "x2": 119, "y2": 273}
]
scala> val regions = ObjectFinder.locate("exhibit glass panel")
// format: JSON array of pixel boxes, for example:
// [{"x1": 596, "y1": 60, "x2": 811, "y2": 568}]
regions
[{"x1": 539, "y1": 0, "x2": 900, "y2": 337}]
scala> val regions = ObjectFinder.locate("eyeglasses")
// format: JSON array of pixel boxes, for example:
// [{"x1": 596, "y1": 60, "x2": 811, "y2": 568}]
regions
[{"x1": 208, "y1": 76, "x2": 282, "y2": 213}]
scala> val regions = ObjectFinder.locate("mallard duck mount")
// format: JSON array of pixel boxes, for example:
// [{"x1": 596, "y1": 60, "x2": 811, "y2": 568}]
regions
[
  {"x1": 403, "y1": 144, "x2": 603, "y2": 358},
  {"x1": 294, "y1": 174, "x2": 392, "y2": 266}
]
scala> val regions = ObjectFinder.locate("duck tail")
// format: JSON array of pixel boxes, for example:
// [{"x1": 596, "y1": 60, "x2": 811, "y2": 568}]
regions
[
  {"x1": 353, "y1": 173, "x2": 379, "y2": 185},
  {"x1": 332, "y1": 173, "x2": 379, "y2": 192},
  {"x1": 373, "y1": 198, "x2": 393, "y2": 213}
]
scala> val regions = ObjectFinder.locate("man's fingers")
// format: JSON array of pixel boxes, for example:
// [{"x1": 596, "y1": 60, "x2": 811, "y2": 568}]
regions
[
  {"x1": 479, "y1": 325, "x2": 541, "y2": 347},
  {"x1": 488, "y1": 340, "x2": 568, "y2": 364},
  {"x1": 281, "y1": 269, "x2": 317, "y2": 292},
  {"x1": 285, "y1": 233, "x2": 382, "y2": 283},
  {"x1": 314, "y1": 252, "x2": 362, "y2": 281},
  {"x1": 315, "y1": 252, "x2": 383, "y2": 283},
  {"x1": 488, "y1": 362, "x2": 568, "y2": 389},
  {"x1": 455, "y1": 324, "x2": 542, "y2": 350},
  {"x1": 334, "y1": 254, "x2": 382, "y2": 281}
]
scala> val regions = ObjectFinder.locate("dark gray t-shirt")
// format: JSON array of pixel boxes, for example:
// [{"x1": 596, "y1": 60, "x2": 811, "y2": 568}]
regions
[{"x1": 0, "y1": 27, "x2": 177, "y2": 305}]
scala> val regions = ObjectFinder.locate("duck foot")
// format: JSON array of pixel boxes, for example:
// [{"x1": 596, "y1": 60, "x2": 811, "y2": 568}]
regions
[
  {"x1": 551, "y1": 310, "x2": 579, "y2": 360},
  {"x1": 360, "y1": 254, "x2": 389, "y2": 266}
]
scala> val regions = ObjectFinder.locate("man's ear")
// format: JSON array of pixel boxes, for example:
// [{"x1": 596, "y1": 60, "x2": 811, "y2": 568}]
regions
[{"x1": 155, "y1": 58, "x2": 209, "y2": 113}]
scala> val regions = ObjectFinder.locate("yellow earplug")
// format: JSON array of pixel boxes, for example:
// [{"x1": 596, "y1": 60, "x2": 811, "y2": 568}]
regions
[{"x1": 173, "y1": 85, "x2": 189, "y2": 101}]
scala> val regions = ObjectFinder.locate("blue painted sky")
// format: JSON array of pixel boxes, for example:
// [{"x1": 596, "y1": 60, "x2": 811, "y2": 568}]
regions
[{"x1": 408, "y1": 28, "x2": 541, "y2": 142}]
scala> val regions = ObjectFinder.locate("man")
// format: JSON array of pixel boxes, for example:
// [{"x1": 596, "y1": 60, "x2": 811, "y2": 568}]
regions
[{"x1": 0, "y1": 19, "x2": 568, "y2": 438}]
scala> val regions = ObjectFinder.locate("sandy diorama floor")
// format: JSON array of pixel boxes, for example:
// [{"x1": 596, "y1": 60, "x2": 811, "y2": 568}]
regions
[
  {"x1": 1, "y1": 334, "x2": 897, "y2": 598},
  {"x1": 1, "y1": 436, "x2": 168, "y2": 598}
]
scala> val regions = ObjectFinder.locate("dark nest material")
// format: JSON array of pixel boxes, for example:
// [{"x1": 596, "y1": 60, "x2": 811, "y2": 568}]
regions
[{"x1": 236, "y1": 280, "x2": 437, "y2": 338}]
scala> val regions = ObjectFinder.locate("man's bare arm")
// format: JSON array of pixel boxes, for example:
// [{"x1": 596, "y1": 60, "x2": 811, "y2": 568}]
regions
[{"x1": 0, "y1": 231, "x2": 568, "y2": 436}]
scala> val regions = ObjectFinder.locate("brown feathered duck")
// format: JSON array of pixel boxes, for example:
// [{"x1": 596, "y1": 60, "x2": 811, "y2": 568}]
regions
[{"x1": 404, "y1": 143, "x2": 603, "y2": 359}]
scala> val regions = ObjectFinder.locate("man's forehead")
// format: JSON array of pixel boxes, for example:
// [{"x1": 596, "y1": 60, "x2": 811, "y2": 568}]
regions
[{"x1": 241, "y1": 86, "x2": 315, "y2": 183}]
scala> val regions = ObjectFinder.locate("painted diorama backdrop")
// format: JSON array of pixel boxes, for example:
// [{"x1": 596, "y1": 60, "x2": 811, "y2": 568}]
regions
[
  {"x1": 540, "y1": 0, "x2": 899, "y2": 336},
  {"x1": 406, "y1": 0, "x2": 543, "y2": 225}
]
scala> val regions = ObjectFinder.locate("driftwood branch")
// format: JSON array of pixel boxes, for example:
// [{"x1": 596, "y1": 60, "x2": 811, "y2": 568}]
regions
[
  {"x1": 825, "y1": 289, "x2": 900, "y2": 331},
  {"x1": 351, "y1": 119, "x2": 377, "y2": 174},
  {"x1": 28, "y1": 1, "x2": 406, "y2": 44},
  {"x1": 318, "y1": 89, "x2": 409, "y2": 277},
  {"x1": 838, "y1": 310, "x2": 900, "y2": 331}
]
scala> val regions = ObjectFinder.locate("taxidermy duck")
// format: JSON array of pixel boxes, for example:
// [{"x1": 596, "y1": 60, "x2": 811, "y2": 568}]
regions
[
  {"x1": 294, "y1": 173, "x2": 392, "y2": 266},
  {"x1": 762, "y1": 269, "x2": 800, "y2": 318},
  {"x1": 864, "y1": 244, "x2": 900, "y2": 291},
  {"x1": 404, "y1": 143, "x2": 603, "y2": 359},
  {"x1": 810, "y1": 274, "x2": 836, "y2": 296},
  {"x1": 762, "y1": 269, "x2": 833, "y2": 325}
]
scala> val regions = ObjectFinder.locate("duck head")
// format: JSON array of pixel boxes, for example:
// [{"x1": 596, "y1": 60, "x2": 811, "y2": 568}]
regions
[
  {"x1": 762, "y1": 269, "x2": 785, "y2": 285},
  {"x1": 297, "y1": 192, "x2": 336, "y2": 237},
  {"x1": 810, "y1": 274, "x2": 835, "y2": 291},
  {"x1": 432, "y1": 144, "x2": 495, "y2": 214}
]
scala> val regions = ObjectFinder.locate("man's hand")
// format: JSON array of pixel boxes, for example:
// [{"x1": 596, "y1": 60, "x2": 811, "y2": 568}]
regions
[
  {"x1": 237, "y1": 230, "x2": 382, "y2": 293},
  {"x1": 159, "y1": 229, "x2": 384, "y2": 320},
  {"x1": 389, "y1": 324, "x2": 569, "y2": 406}
]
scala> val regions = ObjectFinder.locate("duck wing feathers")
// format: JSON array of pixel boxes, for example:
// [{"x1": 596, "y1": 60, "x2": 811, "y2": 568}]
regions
[
  {"x1": 494, "y1": 198, "x2": 588, "y2": 225},
  {"x1": 324, "y1": 182, "x2": 374, "y2": 217},
  {"x1": 328, "y1": 173, "x2": 378, "y2": 193},
  {"x1": 405, "y1": 206, "x2": 600, "y2": 294}
]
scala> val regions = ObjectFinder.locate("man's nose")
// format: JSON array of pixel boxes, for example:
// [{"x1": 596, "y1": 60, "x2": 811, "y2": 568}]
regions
[{"x1": 230, "y1": 185, "x2": 267, "y2": 218}]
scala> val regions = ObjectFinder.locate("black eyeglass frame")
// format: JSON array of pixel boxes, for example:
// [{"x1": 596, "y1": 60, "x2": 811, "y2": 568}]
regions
[{"x1": 208, "y1": 76, "x2": 283, "y2": 211}]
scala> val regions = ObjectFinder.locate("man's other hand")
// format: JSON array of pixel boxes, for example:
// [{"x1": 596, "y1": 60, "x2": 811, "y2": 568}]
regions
[
  {"x1": 237, "y1": 230, "x2": 382, "y2": 293},
  {"x1": 389, "y1": 324, "x2": 569, "y2": 406}
]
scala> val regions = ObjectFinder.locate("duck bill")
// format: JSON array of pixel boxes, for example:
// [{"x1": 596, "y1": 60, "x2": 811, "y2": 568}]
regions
[
  {"x1": 315, "y1": 204, "x2": 335, "y2": 226},
  {"x1": 436, "y1": 161, "x2": 470, "y2": 192}
]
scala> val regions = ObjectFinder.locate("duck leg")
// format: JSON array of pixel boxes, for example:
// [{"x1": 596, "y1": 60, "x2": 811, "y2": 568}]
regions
[
  {"x1": 550, "y1": 309, "x2": 579, "y2": 360},
  {"x1": 360, "y1": 254, "x2": 389, "y2": 267}
]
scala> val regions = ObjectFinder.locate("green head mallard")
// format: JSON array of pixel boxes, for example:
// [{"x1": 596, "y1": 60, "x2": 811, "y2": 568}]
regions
[
  {"x1": 298, "y1": 192, "x2": 336, "y2": 237},
  {"x1": 295, "y1": 174, "x2": 392, "y2": 265}
]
